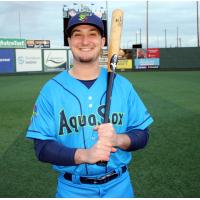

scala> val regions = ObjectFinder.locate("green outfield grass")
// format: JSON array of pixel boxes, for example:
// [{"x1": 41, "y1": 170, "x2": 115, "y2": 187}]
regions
[{"x1": 0, "y1": 71, "x2": 200, "y2": 197}]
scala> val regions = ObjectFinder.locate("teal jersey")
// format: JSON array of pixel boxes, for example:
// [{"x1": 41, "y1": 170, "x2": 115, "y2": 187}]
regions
[{"x1": 26, "y1": 67, "x2": 153, "y2": 176}]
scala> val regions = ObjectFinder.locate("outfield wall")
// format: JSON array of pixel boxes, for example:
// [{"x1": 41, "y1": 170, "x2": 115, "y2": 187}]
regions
[
  {"x1": 160, "y1": 47, "x2": 200, "y2": 69},
  {"x1": 1, "y1": 47, "x2": 200, "y2": 74}
]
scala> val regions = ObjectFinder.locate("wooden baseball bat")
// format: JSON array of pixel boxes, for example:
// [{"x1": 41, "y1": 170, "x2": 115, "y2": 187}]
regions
[
  {"x1": 104, "y1": 9, "x2": 123, "y2": 122},
  {"x1": 107, "y1": 9, "x2": 124, "y2": 72},
  {"x1": 97, "y1": 9, "x2": 124, "y2": 166}
]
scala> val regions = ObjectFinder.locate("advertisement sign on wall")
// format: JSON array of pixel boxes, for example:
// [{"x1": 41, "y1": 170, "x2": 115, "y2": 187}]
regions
[
  {"x1": 43, "y1": 50, "x2": 67, "y2": 72},
  {"x1": 0, "y1": 49, "x2": 15, "y2": 73},
  {"x1": 147, "y1": 48, "x2": 160, "y2": 58},
  {"x1": 0, "y1": 38, "x2": 26, "y2": 48},
  {"x1": 135, "y1": 58, "x2": 160, "y2": 69},
  {"x1": 16, "y1": 49, "x2": 42, "y2": 72},
  {"x1": 26, "y1": 40, "x2": 50, "y2": 48},
  {"x1": 117, "y1": 49, "x2": 133, "y2": 70},
  {"x1": 117, "y1": 59, "x2": 132, "y2": 70}
]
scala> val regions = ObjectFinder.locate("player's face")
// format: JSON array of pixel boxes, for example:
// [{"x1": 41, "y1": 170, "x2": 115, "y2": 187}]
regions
[{"x1": 68, "y1": 25, "x2": 105, "y2": 64}]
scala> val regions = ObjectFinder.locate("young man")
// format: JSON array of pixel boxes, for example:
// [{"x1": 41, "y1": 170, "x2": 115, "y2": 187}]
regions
[{"x1": 26, "y1": 12, "x2": 153, "y2": 198}]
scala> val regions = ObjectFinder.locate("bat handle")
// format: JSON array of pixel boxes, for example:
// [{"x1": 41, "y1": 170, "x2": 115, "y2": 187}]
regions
[{"x1": 96, "y1": 54, "x2": 118, "y2": 167}]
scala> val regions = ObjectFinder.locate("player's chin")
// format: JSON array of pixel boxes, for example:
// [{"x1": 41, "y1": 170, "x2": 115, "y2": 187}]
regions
[
  {"x1": 78, "y1": 55, "x2": 97, "y2": 63},
  {"x1": 79, "y1": 58, "x2": 94, "y2": 63}
]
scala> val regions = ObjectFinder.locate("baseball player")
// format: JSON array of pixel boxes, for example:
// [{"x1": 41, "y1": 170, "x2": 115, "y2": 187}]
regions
[{"x1": 26, "y1": 12, "x2": 153, "y2": 198}]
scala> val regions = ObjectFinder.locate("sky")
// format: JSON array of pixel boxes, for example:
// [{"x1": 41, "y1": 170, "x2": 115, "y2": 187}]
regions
[{"x1": 0, "y1": 0, "x2": 199, "y2": 49}]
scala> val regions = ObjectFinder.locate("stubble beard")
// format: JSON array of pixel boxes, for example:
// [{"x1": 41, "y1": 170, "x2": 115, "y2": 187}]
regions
[{"x1": 74, "y1": 51, "x2": 100, "y2": 64}]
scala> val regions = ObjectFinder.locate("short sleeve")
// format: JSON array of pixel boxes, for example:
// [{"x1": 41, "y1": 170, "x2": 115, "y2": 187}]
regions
[{"x1": 26, "y1": 93, "x2": 56, "y2": 141}]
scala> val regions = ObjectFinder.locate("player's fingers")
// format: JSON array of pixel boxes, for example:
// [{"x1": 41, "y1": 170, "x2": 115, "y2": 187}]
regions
[
  {"x1": 93, "y1": 125, "x2": 99, "y2": 131},
  {"x1": 92, "y1": 145, "x2": 111, "y2": 161},
  {"x1": 94, "y1": 123, "x2": 113, "y2": 130},
  {"x1": 99, "y1": 123, "x2": 113, "y2": 129},
  {"x1": 96, "y1": 140, "x2": 115, "y2": 156},
  {"x1": 111, "y1": 147, "x2": 117, "y2": 152},
  {"x1": 97, "y1": 130, "x2": 115, "y2": 139},
  {"x1": 97, "y1": 139, "x2": 112, "y2": 148}
]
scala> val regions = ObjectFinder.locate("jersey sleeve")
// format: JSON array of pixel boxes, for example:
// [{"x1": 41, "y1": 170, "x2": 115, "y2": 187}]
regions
[
  {"x1": 26, "y1": 92, "x2": 56, "y2": 141},
  {"x1": 127, "y1": 85, "x2": 153, "y2": 131}
]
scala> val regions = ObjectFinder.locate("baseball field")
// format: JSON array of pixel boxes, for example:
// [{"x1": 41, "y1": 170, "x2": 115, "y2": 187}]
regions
[{"x1": 0, "y1": 70, "x2": 199, "y2": 197}]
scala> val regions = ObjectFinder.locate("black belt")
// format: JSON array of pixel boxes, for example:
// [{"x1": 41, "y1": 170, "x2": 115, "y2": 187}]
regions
[{"x1": 64, "y1": 166, "x2": 127, "y2": 185}]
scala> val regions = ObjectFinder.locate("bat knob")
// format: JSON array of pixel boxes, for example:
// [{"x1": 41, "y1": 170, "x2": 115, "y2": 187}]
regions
[{"x1": 96, "y1": 161, "x2": 108, "y2": 166}]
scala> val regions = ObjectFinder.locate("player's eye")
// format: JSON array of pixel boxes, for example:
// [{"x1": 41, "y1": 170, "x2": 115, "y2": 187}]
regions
[
  {"x1": 72, "y1": 33, "x2": 82, "y2": 37},
  {"x1": 89, "y1": 32, "x2": 98, "y2": 37}
]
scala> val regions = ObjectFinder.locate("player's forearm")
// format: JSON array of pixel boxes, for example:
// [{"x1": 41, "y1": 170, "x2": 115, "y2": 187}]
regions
[
  {"x1": 115, "y1": 129, "x2": 149, "y2": 151},
  {"x1": 116, "y1": 134, "x2": 132, "y2": 150},
  {"x1": 74, "y1": 149, "x2": 88, "y2": 164},
  {"x1": 125, "y1": 128, "x2": 149, "y2": 151},
  {"x1": 34, "y1": 139, "x2": 77, "y2": 166}
]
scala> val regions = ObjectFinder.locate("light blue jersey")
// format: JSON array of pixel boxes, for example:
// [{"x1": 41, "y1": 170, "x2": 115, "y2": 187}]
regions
[{"x1": 26, "y1": 67, "x2": 153, "y2": 177}]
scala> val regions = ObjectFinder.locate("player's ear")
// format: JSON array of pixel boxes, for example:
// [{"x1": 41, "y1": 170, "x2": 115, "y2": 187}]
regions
[
  {"x1": 68, "y1": 37, "x2": 71, "y2": 48},
  {"x1": 101, "y1": 37, "x2": 106, "y2": 48}
]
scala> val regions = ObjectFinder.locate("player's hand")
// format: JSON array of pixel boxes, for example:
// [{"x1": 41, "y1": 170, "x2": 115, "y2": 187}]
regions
[
  {"x1": 74, "y1": 138, "x2": 117, "y2": 164},
  {"x1": 94, "y1": 123, "x2": 132, "y2": 151},
  {"x1": 93, "y1": 123, "x2": 119, "y2": 147},
  {"x1": 88, "y1": 138, "x2": 117, "y2": 163}
]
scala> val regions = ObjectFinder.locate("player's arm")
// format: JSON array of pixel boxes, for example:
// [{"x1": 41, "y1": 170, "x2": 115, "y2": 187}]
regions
[
  {"x1": 34, "y1": 138, "x2": 116, "y2": 165},
  {"x1": 94, "y1": 123, "x2": 149, "y2": 151},
  {"x1": 117, "y1": 128, "x2": 149, "y2": 151},
  {"x1": 34, "y1": 127, "x2": 149, "y2": 166},
  {"x1": 74, "y1": 129, "x2": 149, "y2": 164},
  {"x1": 34, "y1": 139, "x2": 78, "y2": 166}
]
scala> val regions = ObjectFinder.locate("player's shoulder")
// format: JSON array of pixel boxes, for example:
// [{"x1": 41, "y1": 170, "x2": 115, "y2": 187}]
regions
[
  {"x1": 101, "y1": 67, "x2": 132, "y2": 85},
  {"x1": 115, "y1": 73, "x2": 133, "y2": 89},
  {"x1": 114, "y1": 73, "x2": 140, "y2": 101},
  {"x1": 101, "y1": 67, "x2": 133, "y2": 91},
  {"x1": 40, "y1": 71, "x2": 67, "y2": 94}
]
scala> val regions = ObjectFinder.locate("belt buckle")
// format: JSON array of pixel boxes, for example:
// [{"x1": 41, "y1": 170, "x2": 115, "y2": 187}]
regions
[{"x1": 97, "y1": 171, "x2": 117, "y2": 184}]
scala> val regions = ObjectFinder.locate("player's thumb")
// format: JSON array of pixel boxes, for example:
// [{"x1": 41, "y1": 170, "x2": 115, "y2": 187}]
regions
[{"x1": 93, "y1": 125, "x2": 99, "y2": 131}]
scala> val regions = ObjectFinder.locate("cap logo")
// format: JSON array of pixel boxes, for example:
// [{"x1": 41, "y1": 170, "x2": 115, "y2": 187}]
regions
[{"x1": 78, "y1": 13, "x2": 88, "y2": 22}]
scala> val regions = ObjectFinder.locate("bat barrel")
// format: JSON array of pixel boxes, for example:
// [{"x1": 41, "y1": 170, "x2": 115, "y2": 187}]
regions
[{"x1": 107, "y1": 9, "x2": 123, "y2": 72}]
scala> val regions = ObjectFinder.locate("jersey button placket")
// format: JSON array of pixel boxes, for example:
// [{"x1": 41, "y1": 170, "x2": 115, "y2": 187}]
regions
[
  {"x1": 88, "y1": 96, "x2": 93, "y2": 108},
  {"x1": 88, "y1": 96, "x2": 96, "y2": 141}
]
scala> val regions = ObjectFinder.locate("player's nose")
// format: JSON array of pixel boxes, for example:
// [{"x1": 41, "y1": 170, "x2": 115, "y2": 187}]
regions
[{"x1": 81, "y1": 35, "x2": 90, "y2": 45}]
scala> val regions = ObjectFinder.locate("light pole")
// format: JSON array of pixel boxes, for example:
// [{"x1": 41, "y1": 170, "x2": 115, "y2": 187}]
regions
[
  {"x1": 136, "y1": 32, "x2": 138, "y2": 44},
  {"x1": 73, "y1": 2, "x2": 78, "y2": 12},
  {"x1": 146, "y1": 1, "x2": 149, "y2": 49},
  {"x1": 197, "y1": 1, "x2": 200, "y2": 47},
  {"x1": 127, "y1": 40, "x2": 132, "y2": 49},
  {"x1": 91, "y1": 3, "x2": 95, "y2": 13},
  {"x1": 157, "y1": 36, "x2": 160, "y2": 47},
  {"x1": 136, "y1": 30, "x2": 140, "y2": 44},
  {"x1": 18, "y1": 11, "x2": 22, "y2": 39},
  {"x1": 177, "y1": 26, "x2": 179, "y2": 47},
  {"x1": 164, "y1": 29, "x2": 167, "y2": 48},
  {"x1": 179, "y1": 37, "x2": 182, "y2": 47}
]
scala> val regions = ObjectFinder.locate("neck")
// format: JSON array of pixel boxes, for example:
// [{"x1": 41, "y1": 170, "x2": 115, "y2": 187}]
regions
[{"x1": 69, "y1": 60, "x2": 100, "y2": 80}]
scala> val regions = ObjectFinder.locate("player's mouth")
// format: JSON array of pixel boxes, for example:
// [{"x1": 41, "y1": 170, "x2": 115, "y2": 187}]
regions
[{"x1": 79, "y1": 48, "x2": 93, "y2": 52}]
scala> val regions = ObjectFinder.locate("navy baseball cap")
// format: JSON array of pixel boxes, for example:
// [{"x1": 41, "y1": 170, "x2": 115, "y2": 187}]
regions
[{"x1": 66, "y1": 12, "x2": 104, "y2": 37}]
